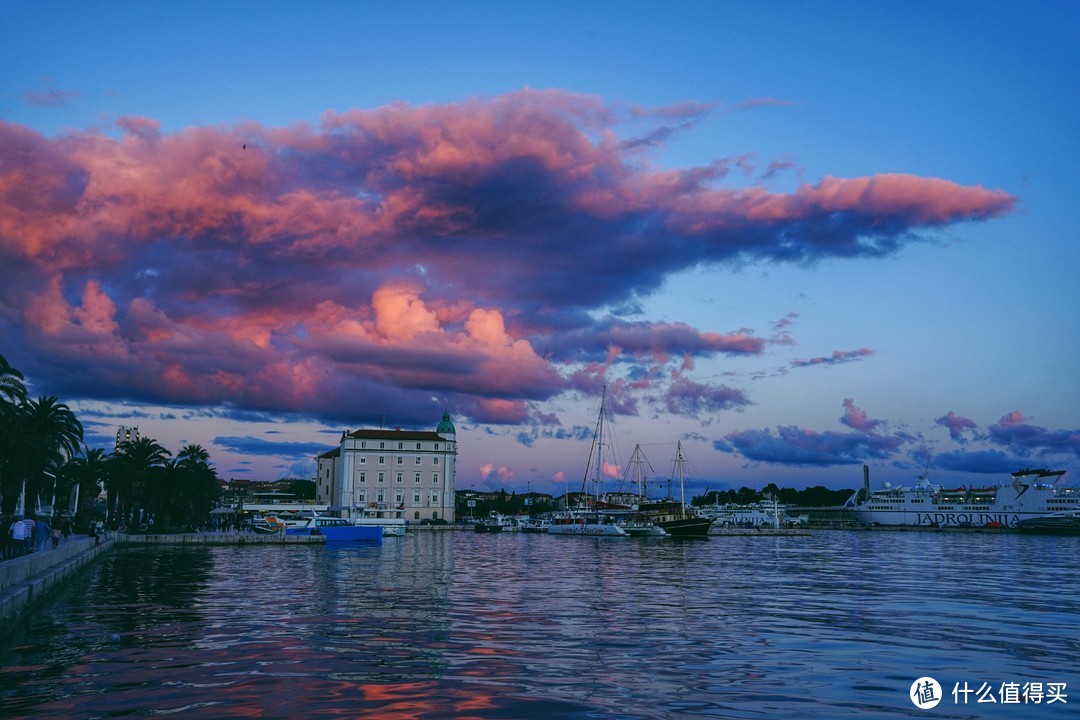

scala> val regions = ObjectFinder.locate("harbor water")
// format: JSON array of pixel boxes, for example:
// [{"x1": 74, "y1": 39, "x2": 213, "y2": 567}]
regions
[{"x1": 1, "y1": 531, "x2": 1077, "y2": 719}]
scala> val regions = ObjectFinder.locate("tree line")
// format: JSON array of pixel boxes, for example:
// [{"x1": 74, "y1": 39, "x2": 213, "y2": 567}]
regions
[
  {"x1": 694, "y1": 483, "x2": 855, "y2": 508},
  {"x1": 1, "y1": 354, "x2": 219, "y2": 532}
]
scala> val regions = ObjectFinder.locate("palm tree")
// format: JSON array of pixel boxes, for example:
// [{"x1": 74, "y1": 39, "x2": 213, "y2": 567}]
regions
[
  {"x1": 15, "y1": 395, "x2": 84, "y2": 515},
  {"x1": 174, "y1": 444, "x2": 220, "y2": 527},
  {"x1": 112, "y1": 437, "x2": 171, "y2": 527},
  {"x1": 0, "y1": 355, "x2": 28, "y2": 515},
  {"x1": 67, "y1": 447, "x2": 111, "y2": 528},
  {"x1": 0, "y1": 354, "x2": 27, "y2": 407}
]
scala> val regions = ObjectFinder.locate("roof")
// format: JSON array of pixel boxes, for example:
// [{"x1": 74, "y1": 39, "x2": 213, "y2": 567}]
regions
[{"x1": 346, "y1": 428, "x2": 447, "y2": 441}]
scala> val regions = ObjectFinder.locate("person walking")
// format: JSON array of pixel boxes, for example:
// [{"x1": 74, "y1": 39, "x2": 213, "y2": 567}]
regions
[
  {"x1": 22, "y1": 517, "x2": 36, "y2": 554},
  {"x1": 36, "y1": 516, "x2": 52, "y2": 552},
  {"x1": 10, "y1": 518, "x2": 27, "y2": 557}
]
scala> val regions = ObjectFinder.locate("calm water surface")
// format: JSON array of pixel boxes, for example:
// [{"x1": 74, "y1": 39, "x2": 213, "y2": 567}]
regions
[{"x1": 1, "y1": 531, "x2": 1077, "y2": 719}]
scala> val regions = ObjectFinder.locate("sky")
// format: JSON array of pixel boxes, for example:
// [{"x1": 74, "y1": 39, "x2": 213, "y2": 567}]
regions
[{"x1": 2, "y1": 1, "x2": 1078, "y2": 496}]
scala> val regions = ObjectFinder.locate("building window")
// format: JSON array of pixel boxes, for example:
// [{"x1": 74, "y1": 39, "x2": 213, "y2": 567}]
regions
[
  {"x1": 433, "y1": 457, "x2": 440, "y2": 465},
  {"x1": 416, "y1": 442, "x2": 422, "y2": 450},
  {"x1": 379, "y1": 441, "x2": 385, "y2": 449},
  {"x1": 358, "y1": 493, "x2": 366, "y2": 503},
  {"x1": 396, "y1": 456, "x2": 403, "y2": 464},
  {"x1": 413, "y1": 492, "x2": 421, "y2": 503},
  {"x1": 360, "y1": 457, "x2": 367, "y2": 465},
  {"x1": 415, "y1": 457, "x2": 421, "y2": 465},
  {"x1": 378, "y1": 472, "x2": 385, "y2": 483},
  {"x1": 414, "y1": 473, "x2": 421, "y2": 483},
  {"x1": 378, "y1": 456, "x2": 385, "y2": 465},
  {"x1": 395, "y1": 492, "x2": 403, "y2": 503},
  {"x1": 433, "y1": 474, "x2": 439, "y2": 484},
  {"x1": 414, "y1": 511, "x2": 420, "y2": 520},
  {"x1": 434, "y1": 443, "x2": 440, "y2": 450},
  {"x1": 377, "y1": 492, "x2": 385, "y2": 502},
  {"x1": 431, "y1": 492, "x2": 439, "y2": 504},
  {"x1": 359, "y1": 472, "x2": 366, "y2": 483},
  {"x1": 432, "y1": 511, "x2": 439, "y2": 520},
  {"x1": 396, "y1": 472, "x2": 403, "y2": 484}
]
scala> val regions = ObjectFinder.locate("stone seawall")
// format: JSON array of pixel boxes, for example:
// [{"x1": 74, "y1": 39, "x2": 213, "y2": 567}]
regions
[
  {"x1": 118, "y1": 532, "x2": 327, "y2": 545},
  {"x1": 1, "y1": 532, "x2": 325, "y2": 637},
  {"x1": 1, "y1": 536, "x2": 108, "y2": 636}
]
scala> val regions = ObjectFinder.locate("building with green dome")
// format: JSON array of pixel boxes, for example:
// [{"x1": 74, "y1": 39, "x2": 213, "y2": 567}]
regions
[{"x1": 316, "y1": 412, "x2": 458, "y2": 523}]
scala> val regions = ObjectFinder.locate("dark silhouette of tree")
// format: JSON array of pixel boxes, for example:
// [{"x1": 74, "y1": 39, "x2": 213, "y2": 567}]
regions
[
  {"x1": 0, "y1": 354, "x2": 28, "y2": 515},
  {"x1": 112, "y1": 437, "x2": 171, "y2": 525},
  {"x1": 66, "y1": 447, "x2": 111, "y2": 530},
  {"x1": 287, "y1": 479, "x2": 316, "y2": 501},
  {"x1": 173, "y1": 444, "x2": 220, "y2": 526},
  {"x1": 15, "y1": 395, "x2": 84, "y2": 514}
]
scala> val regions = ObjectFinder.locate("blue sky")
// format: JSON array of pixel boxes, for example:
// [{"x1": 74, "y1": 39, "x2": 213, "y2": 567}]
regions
[{"x1": 2, "y1": 1, "x2": 1077, "y2": 494}]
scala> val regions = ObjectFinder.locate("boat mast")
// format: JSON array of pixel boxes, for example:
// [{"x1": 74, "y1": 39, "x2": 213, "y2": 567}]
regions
[
  {"x1": 594, "y1": 385, "x2": 606, "y2": 508},
  {"x1": 581, "y1": 385, "x2": 608, "y2": 510},
  {"x1": 675, "y1": 440, "x2": 687, "y2": 510}
]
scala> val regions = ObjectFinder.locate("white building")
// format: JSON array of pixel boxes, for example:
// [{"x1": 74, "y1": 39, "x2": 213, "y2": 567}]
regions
[{"x1": 316, "y1": 412, "x2": 458, "y2": 523}]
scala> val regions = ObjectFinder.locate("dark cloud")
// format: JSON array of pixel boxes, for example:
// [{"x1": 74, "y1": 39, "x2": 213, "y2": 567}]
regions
[
  {"x1": 932, "y1": 449, "x2": 1024, "y2": 474},
  {"x1": 213, "y1": 436, "x2": 330, "y2": 459},
  {"x1": 720, "y1": 425, "x2": 906, "y2": 466},
  {"x1": 987, "y1": 411, "x2": 1080, "y2": 458},
  {"x1": 934, "y1": 411, "x2": 979, "y2": 443},
  {"x1": 0, "y1": 91, "x2": 1015, "y2": 428},
  {"x1": 791, "y1": 348, "x2": 874, "y2": 369}
]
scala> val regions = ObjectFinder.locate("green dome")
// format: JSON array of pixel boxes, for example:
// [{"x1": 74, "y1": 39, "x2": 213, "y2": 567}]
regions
[{"x1": 436, "y1": 411, "x2": 456, "y2": 435}]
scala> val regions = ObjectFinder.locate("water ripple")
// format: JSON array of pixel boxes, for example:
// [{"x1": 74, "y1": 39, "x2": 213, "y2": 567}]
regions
[{"x1": 1, "y1": 531, "x2": 1077, "y2": 718}]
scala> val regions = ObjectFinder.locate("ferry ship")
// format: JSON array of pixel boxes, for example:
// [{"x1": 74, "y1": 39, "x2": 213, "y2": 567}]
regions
[{"x1": 847, "y1": 468, "x2": 1077, "y2": 528}]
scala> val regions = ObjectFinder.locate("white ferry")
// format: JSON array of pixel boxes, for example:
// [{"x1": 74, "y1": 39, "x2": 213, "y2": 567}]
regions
[{"x1": 848, "y1": 468, "x2": 1077, "y2": 528}]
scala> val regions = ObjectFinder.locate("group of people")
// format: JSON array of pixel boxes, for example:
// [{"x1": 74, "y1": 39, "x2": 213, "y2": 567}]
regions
[{"x1": 3, "y1": 515, "x2": 73, "y2": 560}]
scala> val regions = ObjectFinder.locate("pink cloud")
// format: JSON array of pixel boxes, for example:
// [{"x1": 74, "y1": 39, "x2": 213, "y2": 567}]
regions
[
  {"x1": 840, "y1": 398, "x2": 883, "y2": 433},
  {"x1": 0, "y1": 91, "x2": 1016, "y2": 429}
]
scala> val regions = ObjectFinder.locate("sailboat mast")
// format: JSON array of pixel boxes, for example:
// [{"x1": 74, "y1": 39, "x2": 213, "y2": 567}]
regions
[
  {"x1": 676, "y1": 440, "x2": 687, "y2": 509},
  {"x1": 594, "y1": 385, "x2": 606, "y2": 504}
]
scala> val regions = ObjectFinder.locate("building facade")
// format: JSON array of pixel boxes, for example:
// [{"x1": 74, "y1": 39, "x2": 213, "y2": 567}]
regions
[{"x1": 316, "y1": 412, "x2": 458, "y2": 523}]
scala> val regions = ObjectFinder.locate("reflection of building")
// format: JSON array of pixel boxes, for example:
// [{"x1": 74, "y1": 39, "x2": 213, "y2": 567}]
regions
[
  {"x1": 115, "y1": 425, "x2": 140, "y2": 448},
  {"x1": 316, "y1": 412, "x2": 457, "y2": 523}
]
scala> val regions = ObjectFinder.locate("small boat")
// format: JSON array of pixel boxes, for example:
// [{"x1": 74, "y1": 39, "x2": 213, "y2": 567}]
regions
[
  {"x1": 475, "y1": 511, "x2": 511, "y2": 533},
  {"x1": 547, "y1": 510, "x2": 627, "y2": 536},
  {"x1": 1017, "y1": 511, "x2": 1080, "y2": 535},
  {"x1": 518, "y1": 517, "x2": 550, "y2": 533},
  {"x1": 284, "y1": 514, "x2": 382, "y2": 542},
  {"x1": 338, "y1": 504, "x2": 407, "y2": 537},
  {"x1": 617, "y1": 516, "x2": 668, "y2": 537},
  {"x1": 251, "y1": 515, "x2": 287, "y2": 534}
]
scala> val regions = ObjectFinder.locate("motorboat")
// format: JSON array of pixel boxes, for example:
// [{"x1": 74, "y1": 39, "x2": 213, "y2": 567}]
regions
[
  {"x1": 1017, "y1": 510, "x2": 1080, "y2": 535},
  {"x1": 284, "y1": 514, "x2": 382, "y2": 542}
]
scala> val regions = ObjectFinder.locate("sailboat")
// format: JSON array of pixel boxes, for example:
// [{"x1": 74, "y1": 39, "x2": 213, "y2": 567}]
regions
[
  {"x1": 547, "y1": 387, "x2": 627, "y2": 537},
  {"x1": 633, "y1": 441, "x2": 715, "y2": 538},
  {"x1": 615, "y1": 444, "x2": 668, "y2": 537}
]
